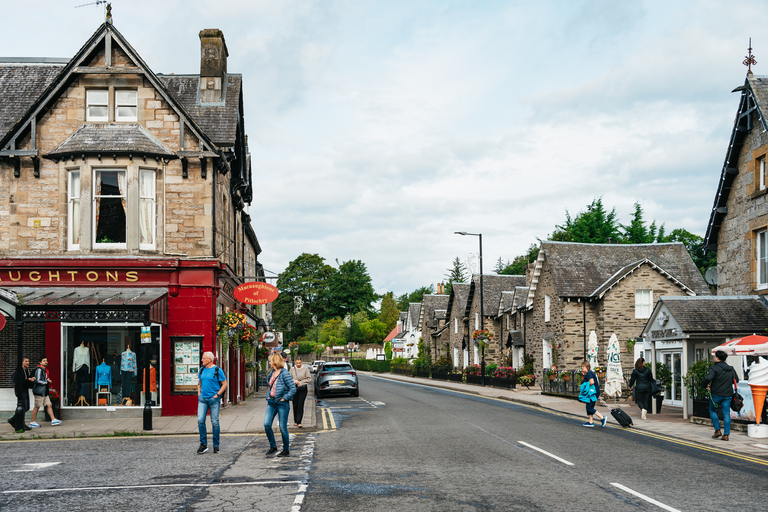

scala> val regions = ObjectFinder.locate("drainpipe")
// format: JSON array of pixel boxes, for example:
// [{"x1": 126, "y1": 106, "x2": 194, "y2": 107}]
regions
[
  {"x1": 583, "y1": 301, "x2": 586, "y2": 362},
  {"x1": 212, "y1": 159, "x2": 217, "y2": 258}
]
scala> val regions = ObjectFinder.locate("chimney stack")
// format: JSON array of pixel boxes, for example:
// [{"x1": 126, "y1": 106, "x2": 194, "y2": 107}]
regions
[{"x1": 199, "y1": 29, "x2": 228, "y2": 104}]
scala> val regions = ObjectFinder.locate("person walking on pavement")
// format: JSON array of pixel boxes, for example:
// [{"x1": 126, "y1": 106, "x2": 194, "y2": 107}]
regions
[
  {"x1": 197, "y1": 351, "x2": 227, "y2": 454},
  {"x1": 29, "y1": 357, "x2": 62, "y2": 427},
  {"x1": 628, "y1": 357, "x2": 653, "y2": 419},
  {"x1": 264, "y1": 352, "x2": 296, "y2": 457},
  {"x1": 703, "y1": 350, "x2": 739, "y2": 441},
  {"x1": 7, "y1": 357, "x2": 34, "y2": 431},
  {"x1": 581, "y1": 361, "x2": 607, "y2": 428},
  {"x1": 289, "y1": 357, "x2": 311, "y2": 428}
]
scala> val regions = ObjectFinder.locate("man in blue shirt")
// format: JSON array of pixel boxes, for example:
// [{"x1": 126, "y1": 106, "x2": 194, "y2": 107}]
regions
[{"x1": 197, "y1": 351, "x2": 227, "y2": 454}]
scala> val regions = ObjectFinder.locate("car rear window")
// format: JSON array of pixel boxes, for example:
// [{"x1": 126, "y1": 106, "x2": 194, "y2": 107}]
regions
[{"x1": 322, "y1": 364, "x2": 352, "y2": 371}]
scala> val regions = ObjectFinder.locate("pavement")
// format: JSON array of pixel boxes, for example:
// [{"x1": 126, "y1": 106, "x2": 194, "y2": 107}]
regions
[
  {"x1": 3, "y1": 371, "x2": 768, "y2": 463},
  {"x1": 0, "y1": 388, "x2": 316, "y2": 441},
  {"x1": 363, "y1": 371, "x2": 768, "y2": 461}
]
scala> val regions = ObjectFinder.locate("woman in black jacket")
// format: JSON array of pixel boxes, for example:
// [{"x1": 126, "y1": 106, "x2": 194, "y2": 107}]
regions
[{"x1": 628, "y1": 357, "x2": 653, "y2": 419}]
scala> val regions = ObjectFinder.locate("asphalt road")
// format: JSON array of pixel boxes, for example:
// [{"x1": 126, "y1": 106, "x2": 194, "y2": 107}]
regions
[{"x1": 1, "y1": 374, "x2": 767, "y2": 511}]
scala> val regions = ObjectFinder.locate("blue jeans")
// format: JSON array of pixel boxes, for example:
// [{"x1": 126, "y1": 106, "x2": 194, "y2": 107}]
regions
[
  {"x1": 198, "y1": 396, "x2": 221, "y2": 448},
  {"x1": 710, "y1": 394, "x2": 732, "y2": 435},
  {"x1": 264, "y1": 398, "x2": 290, "y2": 451}
]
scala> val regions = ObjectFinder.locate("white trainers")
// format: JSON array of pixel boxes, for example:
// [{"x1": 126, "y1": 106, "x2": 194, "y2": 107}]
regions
[
  {"x1": 641, "y1": 409, "x2": 647, "y2": 420},
  {"x1": 30, "y1": 422, "x2": 40, "y2": 428},
  {"x1": 51, "y1": 419, "x2": 62, "y2": 426}
]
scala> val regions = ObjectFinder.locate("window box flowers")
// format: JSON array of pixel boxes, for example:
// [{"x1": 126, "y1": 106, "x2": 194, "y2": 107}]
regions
[{"x1": 517, "y1": 374, "x2": 536, "y2": 387}]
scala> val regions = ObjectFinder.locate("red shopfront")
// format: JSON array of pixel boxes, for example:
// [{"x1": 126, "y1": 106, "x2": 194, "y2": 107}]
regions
[{"x1": 0, "y1": 257, "x2": 244, "y2": 417}]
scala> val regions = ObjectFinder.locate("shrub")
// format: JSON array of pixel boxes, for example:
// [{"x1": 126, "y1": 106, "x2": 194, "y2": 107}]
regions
[{"x1": 682, "y1": 359, "x2": 714, "y2": 399}]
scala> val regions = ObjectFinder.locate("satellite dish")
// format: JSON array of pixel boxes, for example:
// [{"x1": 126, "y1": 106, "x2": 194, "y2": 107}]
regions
[{"x1": 704, "y1": 267, "x2": 718, "y2": 286}]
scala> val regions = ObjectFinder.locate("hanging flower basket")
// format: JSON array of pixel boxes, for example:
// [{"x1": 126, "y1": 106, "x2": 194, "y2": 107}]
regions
[{"x1": 472, "y1": 329, "x2": 493, "y2": 351}]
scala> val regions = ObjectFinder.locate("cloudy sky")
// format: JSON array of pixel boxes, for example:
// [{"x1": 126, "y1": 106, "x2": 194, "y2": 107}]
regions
[{"x1": 5, "y1": 0, "x2": 767, "y2": 296}]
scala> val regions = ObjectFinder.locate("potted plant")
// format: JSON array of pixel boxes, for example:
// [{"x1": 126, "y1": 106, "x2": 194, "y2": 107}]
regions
[
  {"x1": 682, "y1": 359, "x2": 714, "y2": 417},
  {"x1": 517, "y1": 374, "x2": 536, "y2": 387},
  {"x1": 559, "y1": 369, "x2": 572, "y2": 382},
  {"x1": 493, "y1": 366, "x2": 517, "y2": 388},
  {"x1": 545, "y1": 365, "x2": 558, "y2": 381},
  {"x1": 594, "y1": 365, "x2": 606, "y2": 378},
  {"x1": 472, "y1": 329, "x2": 493, "y2": 353}
]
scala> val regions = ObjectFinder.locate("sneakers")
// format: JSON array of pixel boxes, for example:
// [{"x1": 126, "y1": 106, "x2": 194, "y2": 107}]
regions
[
  {"x1": 277, "y1": 450, "x2": 290, "y2": 457},
  {"x1": 265, "y1": 447, "x2": 278, "y2": 456},
  {"x1": 582, "y1": 422, "x2": 595, "y2": 427},
  {"x1": 30, "y1": 422, "x2": 41, "y2": 428},
  {"x1": 601, "y1": 417, "x2": 607, "y2": 427},
  {"x1": 712, "y1": 430, "x2": 722, "y2": 439},
  {"x1": 197, "y1": 444, "x2": 208, "y2": 454},
  {"x1": 721, "y1": 435, "x2": 730, "y2": 441},
  {"x1": 641, "y1": 409, "x2": 647, "y2": 420},
  {"x1": 213, "y1": 447, "x2": 220, "y2": 454},
  {"x1": 51, "y1": 419, "x2": 62, "y2": 426}
]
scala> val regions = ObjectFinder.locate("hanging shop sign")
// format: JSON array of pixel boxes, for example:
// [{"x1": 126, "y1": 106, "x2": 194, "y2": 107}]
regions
[
  {"x1": 141, "y1": 325, "x2": 152, "y2": 344},
  {"x1": 260, "y1": 332, "x2": 276, "y2": 344},
  {"x1": 234, "y1": 282, "x2": 280, "y2": 305},
  {"x1": 0, "y1": 314, "x2": 5, "y2": 332}
]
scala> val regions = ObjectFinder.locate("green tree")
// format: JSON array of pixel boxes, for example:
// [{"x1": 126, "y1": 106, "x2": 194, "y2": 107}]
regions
[
  {"x1": 396, "y1": 285, "x2": 435, "y2": 311},
  {"x1": 274, "y1": 253, "x2": 335, "y2": 339},
  {"x1": 659, "y1": 228, "x2": 717, "y2": 275},
  {"x1": 501, "y1": 244, "x2": 540, "y2": 275},
  {"x1": 444, "y1": 257, "x2": 467, "y2": 296},
  {"x1": 621, "y1": 202, "x2": 658, "y2": 244},
  {"x1": 493, "y1": 257, "x2": 509, "y2": 274},
  {"x1": 550, "y1": 198, "x2": 621, "y2": 243},
  {"x1": 325, "y1": 259, "x2": 377, "y2": 319},
  {"x1": 378, "y1": 292, "x2": 400, "y2": 332},
  {"x1": 360, "y1": 318, "x2": 388, "y2": 344},
  {"x1": 347, "y1": 317, "x2": 365, "y2": 345}
]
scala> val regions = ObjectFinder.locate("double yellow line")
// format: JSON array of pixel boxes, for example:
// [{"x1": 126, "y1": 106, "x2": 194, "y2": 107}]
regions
[{"x1": 320, "y1": 408, "x2": 336, "y2": 431}]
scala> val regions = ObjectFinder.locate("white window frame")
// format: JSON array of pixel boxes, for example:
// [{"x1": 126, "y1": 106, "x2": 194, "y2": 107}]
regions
[
  {"x1": 758, "y1": 229, "x2": 768, "y2": 290},
  {"x1": 93, "y1": 168, "x2": 127, "y2": 248},
  {"x1": 454, "y1": 317, "x2": 458, "y2": 334},
  {"x1": 635, "y1": 289, "x2": 653, "y2": 319},
  {"x1": 544, "y1": 295, "x2": 551, "y2": 322},
  {"x1": 115, "y1": 90, "x2": 138, "y2": 122},
  {"x1": 139, "y1": 169, "x2": 156, "y2": 249},
  {"x1": 67, "y1": 170, "x2": 80, "y2": 250},
  {"x1": 760, "y1": 157, "x2": 766, "y2": 191},
  {"x1": 86, "y1": 89, "x2": 109, "y2": 122},
  {"x1": 475, "y1": 312, "x2": 479, "y2": 330}
]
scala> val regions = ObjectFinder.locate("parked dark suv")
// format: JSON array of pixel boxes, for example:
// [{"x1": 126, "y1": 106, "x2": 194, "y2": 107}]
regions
[{"x1": 314, "y1": 362, "x2": 359, "y2": 398}]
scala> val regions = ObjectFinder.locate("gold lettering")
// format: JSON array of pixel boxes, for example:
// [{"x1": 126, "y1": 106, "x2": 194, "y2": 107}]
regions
[
  {"x1": 126, "y1": 271, "x2": 138, "y2": 282},
  {"x1": 29, "y1": 271, "x2": 41, "y2": 282},
  {"x1": 9, "y1": 271, "x2": 21, "y2": 282},
  {"x1": 86, "y1": 271, "x2": 99, "y2": 282},
  {"x1": 106, "y1": 271, "x2": 118, "y2": 282},
  {"x1": 68, "y1": 271, "x2": 78, "y2": 281},
  {"x1": 48, "y1": 271, "x2": 60, "y2": 282}
]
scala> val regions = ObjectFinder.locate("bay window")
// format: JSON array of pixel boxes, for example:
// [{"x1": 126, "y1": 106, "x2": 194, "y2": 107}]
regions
[
  {"x1": 68, "y1": 170, "x2": 80, "y2": 249},
  {"x1": 139, "y1": 169, "x2": 156, "y2": 248},
  {"x1": 94, "y1": 169, "x2": 126, "y2": 246}
]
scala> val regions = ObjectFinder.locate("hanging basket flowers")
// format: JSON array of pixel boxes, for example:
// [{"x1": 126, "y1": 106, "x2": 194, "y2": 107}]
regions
[
  {"x1": 472, "y1": 329, "x2": 493, "y2": 351},
  {"x1": 216, "y1": 311, "x2": 247, "y2": 353}
]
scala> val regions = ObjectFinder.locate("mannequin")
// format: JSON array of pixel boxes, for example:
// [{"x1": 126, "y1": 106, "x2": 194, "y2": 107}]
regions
[
  {"x1": 120, "y1": 344, "x2": 137, "y2": 403},
  {"x1": 73, "y1": 341, "x2": 90, "y2": 400},
  {"x1": 95, "y1": 359, "x2": 112, "y2": 389},
  {"x1": 143, "y1": 358, "x2": 158, "y2": 406}
]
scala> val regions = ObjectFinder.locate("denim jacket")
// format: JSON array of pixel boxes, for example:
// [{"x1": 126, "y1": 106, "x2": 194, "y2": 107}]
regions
[{"x1": 266, "y1": 367, "x2": 296, "y2": 402}]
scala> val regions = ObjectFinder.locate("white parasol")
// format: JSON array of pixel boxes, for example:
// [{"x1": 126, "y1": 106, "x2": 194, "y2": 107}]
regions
[
  {"x1": 587, "y1": 330, "x2": 599, "y2": 370},
  {"x1": 604, "y1": 334, "x2": 623, "y2": 397}
]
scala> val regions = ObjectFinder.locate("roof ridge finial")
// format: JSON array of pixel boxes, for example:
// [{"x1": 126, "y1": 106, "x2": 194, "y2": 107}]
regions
[
  {"x1": 106, "y1": 2, "x2": 112, "y2": 24},
  {"x1": 744, "y1": 37, "x2": 757, "y2": 75}
]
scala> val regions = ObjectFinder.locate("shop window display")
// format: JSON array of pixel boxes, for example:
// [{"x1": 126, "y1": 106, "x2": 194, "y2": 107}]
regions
[{"x1": 63, "y1": 325, "x2": 161, "y2": 407}]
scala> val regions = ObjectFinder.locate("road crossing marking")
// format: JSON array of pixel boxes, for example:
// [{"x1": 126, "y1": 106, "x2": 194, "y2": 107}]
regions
[
  {"x1": 517, "y1": 441, "x2": 574, "y2": 466},
  {"x1": 611, "y1": 483, "x2": 681, "y2": 512},
  {"x1": 2, "y1": 480, "x2": 304, "y2": 494},
  {"x1": 9, "y1": 462, "x2": 61, "y2": 472}
]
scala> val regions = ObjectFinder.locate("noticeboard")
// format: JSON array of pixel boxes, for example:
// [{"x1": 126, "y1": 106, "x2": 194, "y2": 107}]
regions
[{"x1": 171, "y1": 336, "x2": 202, "y2": 394}]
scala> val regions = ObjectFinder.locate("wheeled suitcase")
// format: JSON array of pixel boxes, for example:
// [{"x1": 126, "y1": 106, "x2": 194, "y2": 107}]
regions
[{"x1": 600, "y1": 399, "x2": 633, "y2": 427}]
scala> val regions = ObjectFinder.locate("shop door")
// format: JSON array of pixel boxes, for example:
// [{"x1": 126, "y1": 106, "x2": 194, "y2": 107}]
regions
[{"x1": 663, "y1": 352, "x2": 683, "y2": 406}]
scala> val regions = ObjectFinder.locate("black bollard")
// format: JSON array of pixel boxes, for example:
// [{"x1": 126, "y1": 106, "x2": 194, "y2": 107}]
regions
[
  {"x1": 142, "y1": 334, "x2": 153, "y2": 431},
  {"x1": 12, "y1": 401, "x2": 24, "y2": 432}
]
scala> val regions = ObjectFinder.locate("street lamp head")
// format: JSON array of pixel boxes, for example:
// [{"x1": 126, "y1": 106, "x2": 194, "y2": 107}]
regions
[{"x1": 454, "y1": 231, "x2": 467, "y2": 236}]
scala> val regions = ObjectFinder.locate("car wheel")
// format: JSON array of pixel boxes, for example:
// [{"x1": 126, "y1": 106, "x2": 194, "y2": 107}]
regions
[
  {"x1": 351, "y1": 388, "x2": 359, "y2": 397},
  {"x1": 316, "y1": 390, "x2": 324, "y2": 399}
]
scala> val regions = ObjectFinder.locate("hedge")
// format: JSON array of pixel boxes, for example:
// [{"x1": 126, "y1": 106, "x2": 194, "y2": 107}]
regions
[{"x1": 350, "y1": 359, "x2": 391, "y2": 373}]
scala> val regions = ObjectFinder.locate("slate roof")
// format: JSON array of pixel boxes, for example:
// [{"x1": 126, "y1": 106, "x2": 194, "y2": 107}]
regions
[
  {"x1": 538, "y1": 242, "x2": 710, "y2": 299},
  {"x1": 507, "y1": 330, "x2": 524, "y2": 347},
  {"x1": 408, "y1": 303, "x2": 421, "y2": 330},
  {"x1": 421, "y1": 294, "x2": 449, "y2": 329},
  {"x1": 47, "y1": 123, "x2": 175, "y2": 158},
  {"x1": 466, "y1": 274, "x2": 527, "y2": 317},
  {"x1": 652, "y1": 296, "x2": 768, "y2": 335},
  {"x1": 705, "y1": 74, "x2": 768, "y2": 250},
  {"x1": 446, "y1": 283, "x2": 470, "y2": 320},
  {"x1": 0, "y1": 63, "x2": 65, "y2": 136},
  {"x1": 159, "y1": 74, "x2": 242, "y2": 146}
]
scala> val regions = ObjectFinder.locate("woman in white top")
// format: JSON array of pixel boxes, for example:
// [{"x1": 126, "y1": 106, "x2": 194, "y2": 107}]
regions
[{"x1": 289, "y1": 357, "x2": 312, "y2": 427}]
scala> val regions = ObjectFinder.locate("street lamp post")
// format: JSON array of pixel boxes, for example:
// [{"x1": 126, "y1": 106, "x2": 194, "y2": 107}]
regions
[{"x1": 455, "y1": 231, "x2": 485, "y2": 386}]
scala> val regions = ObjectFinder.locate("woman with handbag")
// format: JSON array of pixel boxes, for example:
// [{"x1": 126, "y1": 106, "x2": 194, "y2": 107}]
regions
[
  {"x1": 264, "y1": 352, "x2": 297, "y2": 457},
  {"x1": 628, "y1": 357, "x2": 653, "y2": 419},
  {"x1": 579, "y1": 361, "x2": 606, "y2": 427},
  {"x1": 289, "y1": 357, "x2": 312, "y2": 428}
]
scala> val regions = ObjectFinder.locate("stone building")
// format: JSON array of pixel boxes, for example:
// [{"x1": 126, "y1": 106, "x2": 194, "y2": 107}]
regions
[
  {"x1": 522, "y1": 242, "x2": 710, "y2": 381},
  {"x1": 0, "y1": 20, "x2": 263, "y2": 416},
  {"x1": 498, "y1": 285, "x2": 528, "y2": 369},
  {"x1": 417, "y1": 293, "x2": 449, "y2": 362},
  {"x1": 445, "y1": 283, "x2": 470, "y2": 368}
]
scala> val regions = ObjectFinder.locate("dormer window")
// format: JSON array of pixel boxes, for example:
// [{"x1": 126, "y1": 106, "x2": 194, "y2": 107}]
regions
[
  {"x1": 115, "y1": 90, "x2": 138, "y2": 122},
  {"x1": 86, "y1": 90, "x2": 109, "y2": 122},
  {"x1": 86, "y1": 89, "x2": 137, "y2": 122}
]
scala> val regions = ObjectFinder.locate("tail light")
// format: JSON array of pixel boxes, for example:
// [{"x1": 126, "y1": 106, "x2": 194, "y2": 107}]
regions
[
  {"x1": 347, "y1": 370, "x2": 356, "y2": 376},
  {"x1": 319, "y1": 372, "x2": 328, "y2": 378}
]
